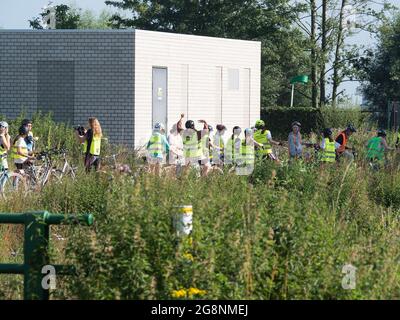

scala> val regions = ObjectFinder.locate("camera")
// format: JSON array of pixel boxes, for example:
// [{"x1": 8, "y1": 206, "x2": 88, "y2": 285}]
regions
[{"x1": 74, "y1": 125, "x2": 85, "y2": 136}]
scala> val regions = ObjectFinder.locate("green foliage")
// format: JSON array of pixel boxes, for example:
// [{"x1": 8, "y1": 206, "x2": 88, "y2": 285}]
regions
[
  {"x1": 0, "y1": 111, "x2": 81, "y2": 157},
  {"x1": 356, "y1": 13, "x2": 400, "y2": 111},
  {"x1": 262, "y1": 107, "x2": 324, "y2": 137},
  {"x1": 1, "y1": 114, "x2": 400, "y2": 299},
  {"x1": 29, "y1": 4, "x2": 112, "y2": 30},
  {"x1": 29, "y1": 4, "x2": 80, "y2": 29},
  {"x1": 261, "y1": 107, "x2": 367, "y2": 137}
]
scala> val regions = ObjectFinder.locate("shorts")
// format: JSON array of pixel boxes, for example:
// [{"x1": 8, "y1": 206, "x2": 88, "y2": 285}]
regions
[
  {"x1": 199, "y1": 157, "x2": 211, "y2": 166},
  {"x1": 185, "y1": 157, "x2": 201, "y2": 166},
  {"x1": 147, "y1": 156, "x2": 163, "y2": 164},
  {"x1": 15, "y1": 161, "x2": 32, "y2": 170}
]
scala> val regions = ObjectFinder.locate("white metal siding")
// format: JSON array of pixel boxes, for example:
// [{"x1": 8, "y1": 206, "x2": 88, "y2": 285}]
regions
[{"x1": 134, "y1": 29, "x2": 261, "y2": 147}]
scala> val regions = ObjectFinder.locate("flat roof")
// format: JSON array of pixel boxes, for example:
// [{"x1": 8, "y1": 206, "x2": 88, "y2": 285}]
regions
[{"x1": 0, "y1": 28, "x2": 261, "y2": 45}]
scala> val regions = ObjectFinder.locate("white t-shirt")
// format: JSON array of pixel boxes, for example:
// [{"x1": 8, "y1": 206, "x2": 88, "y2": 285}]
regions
[
  {"x1": 168, "y1": 133, "x2": 184, "y2": 164},
  {"x1": 14, "y1": 137, "x2": 28, "y2": 164}
]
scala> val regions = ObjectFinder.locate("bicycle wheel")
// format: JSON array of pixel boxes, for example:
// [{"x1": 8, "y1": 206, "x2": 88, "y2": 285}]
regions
[{"x1": 0, "y1": 172, "x2": 27, "y2": 198}]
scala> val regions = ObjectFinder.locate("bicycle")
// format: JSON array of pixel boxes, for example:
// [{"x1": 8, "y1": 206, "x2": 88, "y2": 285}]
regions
[
  {"x1": 0, "y1": 163, "x2": 26, "y2": 199},
  {"x1": 51, "y1": 148, "x2": 77, "y2": 182}
]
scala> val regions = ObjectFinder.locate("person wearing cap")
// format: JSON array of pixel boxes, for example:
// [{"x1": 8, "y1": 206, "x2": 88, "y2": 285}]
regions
[
  {"x1": 253, "y1": 119, "x2": 282, "y2": 161},
  {"x1": 320, "y1": 128, "x2": 339, "y2": 164},
  {"x1": 168, "y1": 114, "x2": 185, "y2": 176},
  {"x1": 147, "y1": 122, "x2": 170, "y2": 176},
  {"x1": 0, "y1": 121, "x2": 11, "y2": 171},
  {"x1": 366, "y1": 129, "x2": 395, "y2": 169},
  {"x1": 11, "y1": 126, "x2": 35, "y2": 170},
  {"x1": 212, "y1": 124, "x2": 227, "y2": 168},
  {"x1": 288, "y1": 121, "x2": 303, "y2": 160},
  {"x1": 335, "y1": 124, "x2": 357, "y2": 161}
]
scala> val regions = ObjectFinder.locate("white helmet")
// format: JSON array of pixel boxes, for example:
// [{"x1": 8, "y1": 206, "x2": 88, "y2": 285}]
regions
[
  {"x1": 153, "y1": 122, "x2": 165, "y2": 131},
  {"x1": 0, "y1": 121, "x2": 8, "y2": 128}
]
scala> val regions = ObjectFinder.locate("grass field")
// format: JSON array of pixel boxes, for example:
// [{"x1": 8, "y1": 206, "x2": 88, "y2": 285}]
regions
[{"x1": 1, "y1": 114, "x2": 400, "y2": 299}]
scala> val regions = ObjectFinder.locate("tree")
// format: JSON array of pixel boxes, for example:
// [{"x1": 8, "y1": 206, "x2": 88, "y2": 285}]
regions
[
  {"x1": 29, "y1": 4, "x2": 112, "y2": 30},
  {"x1": 356, "y1": 13, "x2": 400, "y2": 111},
  {"x1": 295, "y1": 0, "x2": 394, "y2": 107},
  {"x1": 105, "y1": 0, "x2": 310, "y2": 108},
  {"x1": 29, "y1": 4, "x2": 80, "y2": 29}
]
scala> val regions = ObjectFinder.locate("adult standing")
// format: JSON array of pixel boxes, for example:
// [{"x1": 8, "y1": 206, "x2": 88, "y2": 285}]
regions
[
  {"x1": 75, "y1": 117, "x2": 103, "y2": 172},
  {"x1": 168, "y1": 114, "x2": 185, "y2": 172},
  {"x1": 0, "y1": 122, "x2": 11, "y2": 171},
  {"x1": 288, "y1": 121, "x2": 303, "y2": 160}
]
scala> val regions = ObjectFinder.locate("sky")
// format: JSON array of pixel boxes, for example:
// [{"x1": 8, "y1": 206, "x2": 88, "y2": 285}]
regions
[{"x1": 0, "y1": 0, "x2": 399, "y2": 105}]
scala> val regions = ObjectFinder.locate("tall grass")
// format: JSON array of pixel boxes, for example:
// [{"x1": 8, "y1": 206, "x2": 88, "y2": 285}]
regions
[{"x1": 1, "y1": 114, "x2": 400, "y2": 299}]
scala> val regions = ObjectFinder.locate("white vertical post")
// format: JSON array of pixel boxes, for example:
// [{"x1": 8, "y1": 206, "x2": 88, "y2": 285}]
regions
[{"x1": 290, "y1": 84, "x2": 295, "y2": 108}]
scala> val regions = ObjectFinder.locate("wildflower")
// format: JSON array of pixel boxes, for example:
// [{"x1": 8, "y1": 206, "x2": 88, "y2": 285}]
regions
[
  {"x1": 187, "y1": 287, "x2": 207, "y2": 298},
  {"x1": 182, "y1": 252, "x2": 194, "y2": 261},
  {"x1": 171, "y1": 289, "x2": 187, "y2": 298}
]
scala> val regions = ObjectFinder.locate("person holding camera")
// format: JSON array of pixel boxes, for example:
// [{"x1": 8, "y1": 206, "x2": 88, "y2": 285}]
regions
[{"x1": 75, "y1": 117, "x2": 103, "y2": 172}]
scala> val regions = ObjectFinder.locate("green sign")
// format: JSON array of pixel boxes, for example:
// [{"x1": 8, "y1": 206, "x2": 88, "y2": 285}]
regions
[{"x1": 290, "y1": 75, "x2": 309, "y2": 84}]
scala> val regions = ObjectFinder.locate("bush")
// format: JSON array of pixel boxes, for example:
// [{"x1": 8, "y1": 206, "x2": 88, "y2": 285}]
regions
[
  {"x1": 261, "y1": 106, "x2": 367, "y2": 138},
  {"x1": 261, "y1": 107, "x2": 324, "y2": 138}
]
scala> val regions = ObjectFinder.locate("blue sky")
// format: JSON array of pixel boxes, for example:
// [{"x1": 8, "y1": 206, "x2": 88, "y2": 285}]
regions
[{"x1": 0, "y1": 0, "x2": 399, "y2": 104}]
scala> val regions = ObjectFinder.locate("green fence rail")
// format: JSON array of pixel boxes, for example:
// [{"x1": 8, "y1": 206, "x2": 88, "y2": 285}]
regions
[{"x1": 0, "y1": 211, "x2": 93, "y2": 300}]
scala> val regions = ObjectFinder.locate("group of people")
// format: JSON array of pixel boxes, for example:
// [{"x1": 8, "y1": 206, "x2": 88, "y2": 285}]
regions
[
  {"x1": 146, "y1": 115, "x2": 398, "y2": 176},
  {"x1": 0, "y1": 119, "x2": 36, "y2": 174},
  {"x1": 0, "y1": 117, "x2": 104, "y2": 179},
  {"x1": 0, "y1": 114, "x2": 394, "y2": 181}
]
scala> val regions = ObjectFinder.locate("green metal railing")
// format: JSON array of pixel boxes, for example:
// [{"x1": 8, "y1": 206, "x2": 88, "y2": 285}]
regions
[{"x1": 0, "y1": 211, "x2": 93, "y2": 300}]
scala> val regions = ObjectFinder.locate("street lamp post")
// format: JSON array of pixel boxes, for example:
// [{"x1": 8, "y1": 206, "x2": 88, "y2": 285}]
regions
[{"x1": 289, "y1": 75, "x2": 309, "y2": 107}]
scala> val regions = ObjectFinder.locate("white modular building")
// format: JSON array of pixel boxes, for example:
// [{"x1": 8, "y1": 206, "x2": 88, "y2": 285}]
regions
[{"x1": 0, "y1": 29, "x2": 261, "y2": 147}]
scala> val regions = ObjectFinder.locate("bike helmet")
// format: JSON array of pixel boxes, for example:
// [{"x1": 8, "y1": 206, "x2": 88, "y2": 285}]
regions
[
  {"x1": 346, "y1": 124, "x2": 357, "y2": 133},
  {"x1": 185, "y1": 120, "x2": 195, "y2": 129},
  {"x1": 244, "y1": 128, "x2": 253, "y2": 136},
  {"x1": 21, "y1": 119, "x2": 32, "y2": 126},
  {"x1": 255, "y1": 119, "x2": 265, "y2": 129},
  {"x1": 19, "y1": 125, "x2": 29, "y2": 136},
  {"x1": 377, "y1": 128, "x2": 387, "y2": 137},
  {"x1": 323, "y1": 128, "x2": 333, "y2": 137},
  {"x1": 291, "y1": 121, "x2": 301, "y2": 128},
  {"x1": 0, "y1": 121, "x2": 8, "y2": 128},
  {"x1": 153, "y1": 122, "x2": 164, "y2": 131}
]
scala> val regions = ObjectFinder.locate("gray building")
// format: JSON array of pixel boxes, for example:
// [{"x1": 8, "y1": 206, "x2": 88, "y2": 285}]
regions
[{"x1": 0, "y1": 29, "x2": 260, "y2": 147}]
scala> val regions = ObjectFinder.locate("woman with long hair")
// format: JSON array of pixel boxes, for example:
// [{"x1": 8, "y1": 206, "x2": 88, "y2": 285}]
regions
[{"x1": 75, "y1": 117, "x2": 103, "y2": 172}]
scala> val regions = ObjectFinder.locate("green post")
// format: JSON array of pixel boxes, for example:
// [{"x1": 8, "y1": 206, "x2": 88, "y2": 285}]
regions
[
  {"x1": 0, "y1": 211, "x2": 93, "y2": 300},
  {"x1": 23, "y1": 212, "x2": 50, "y2": 300}
]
